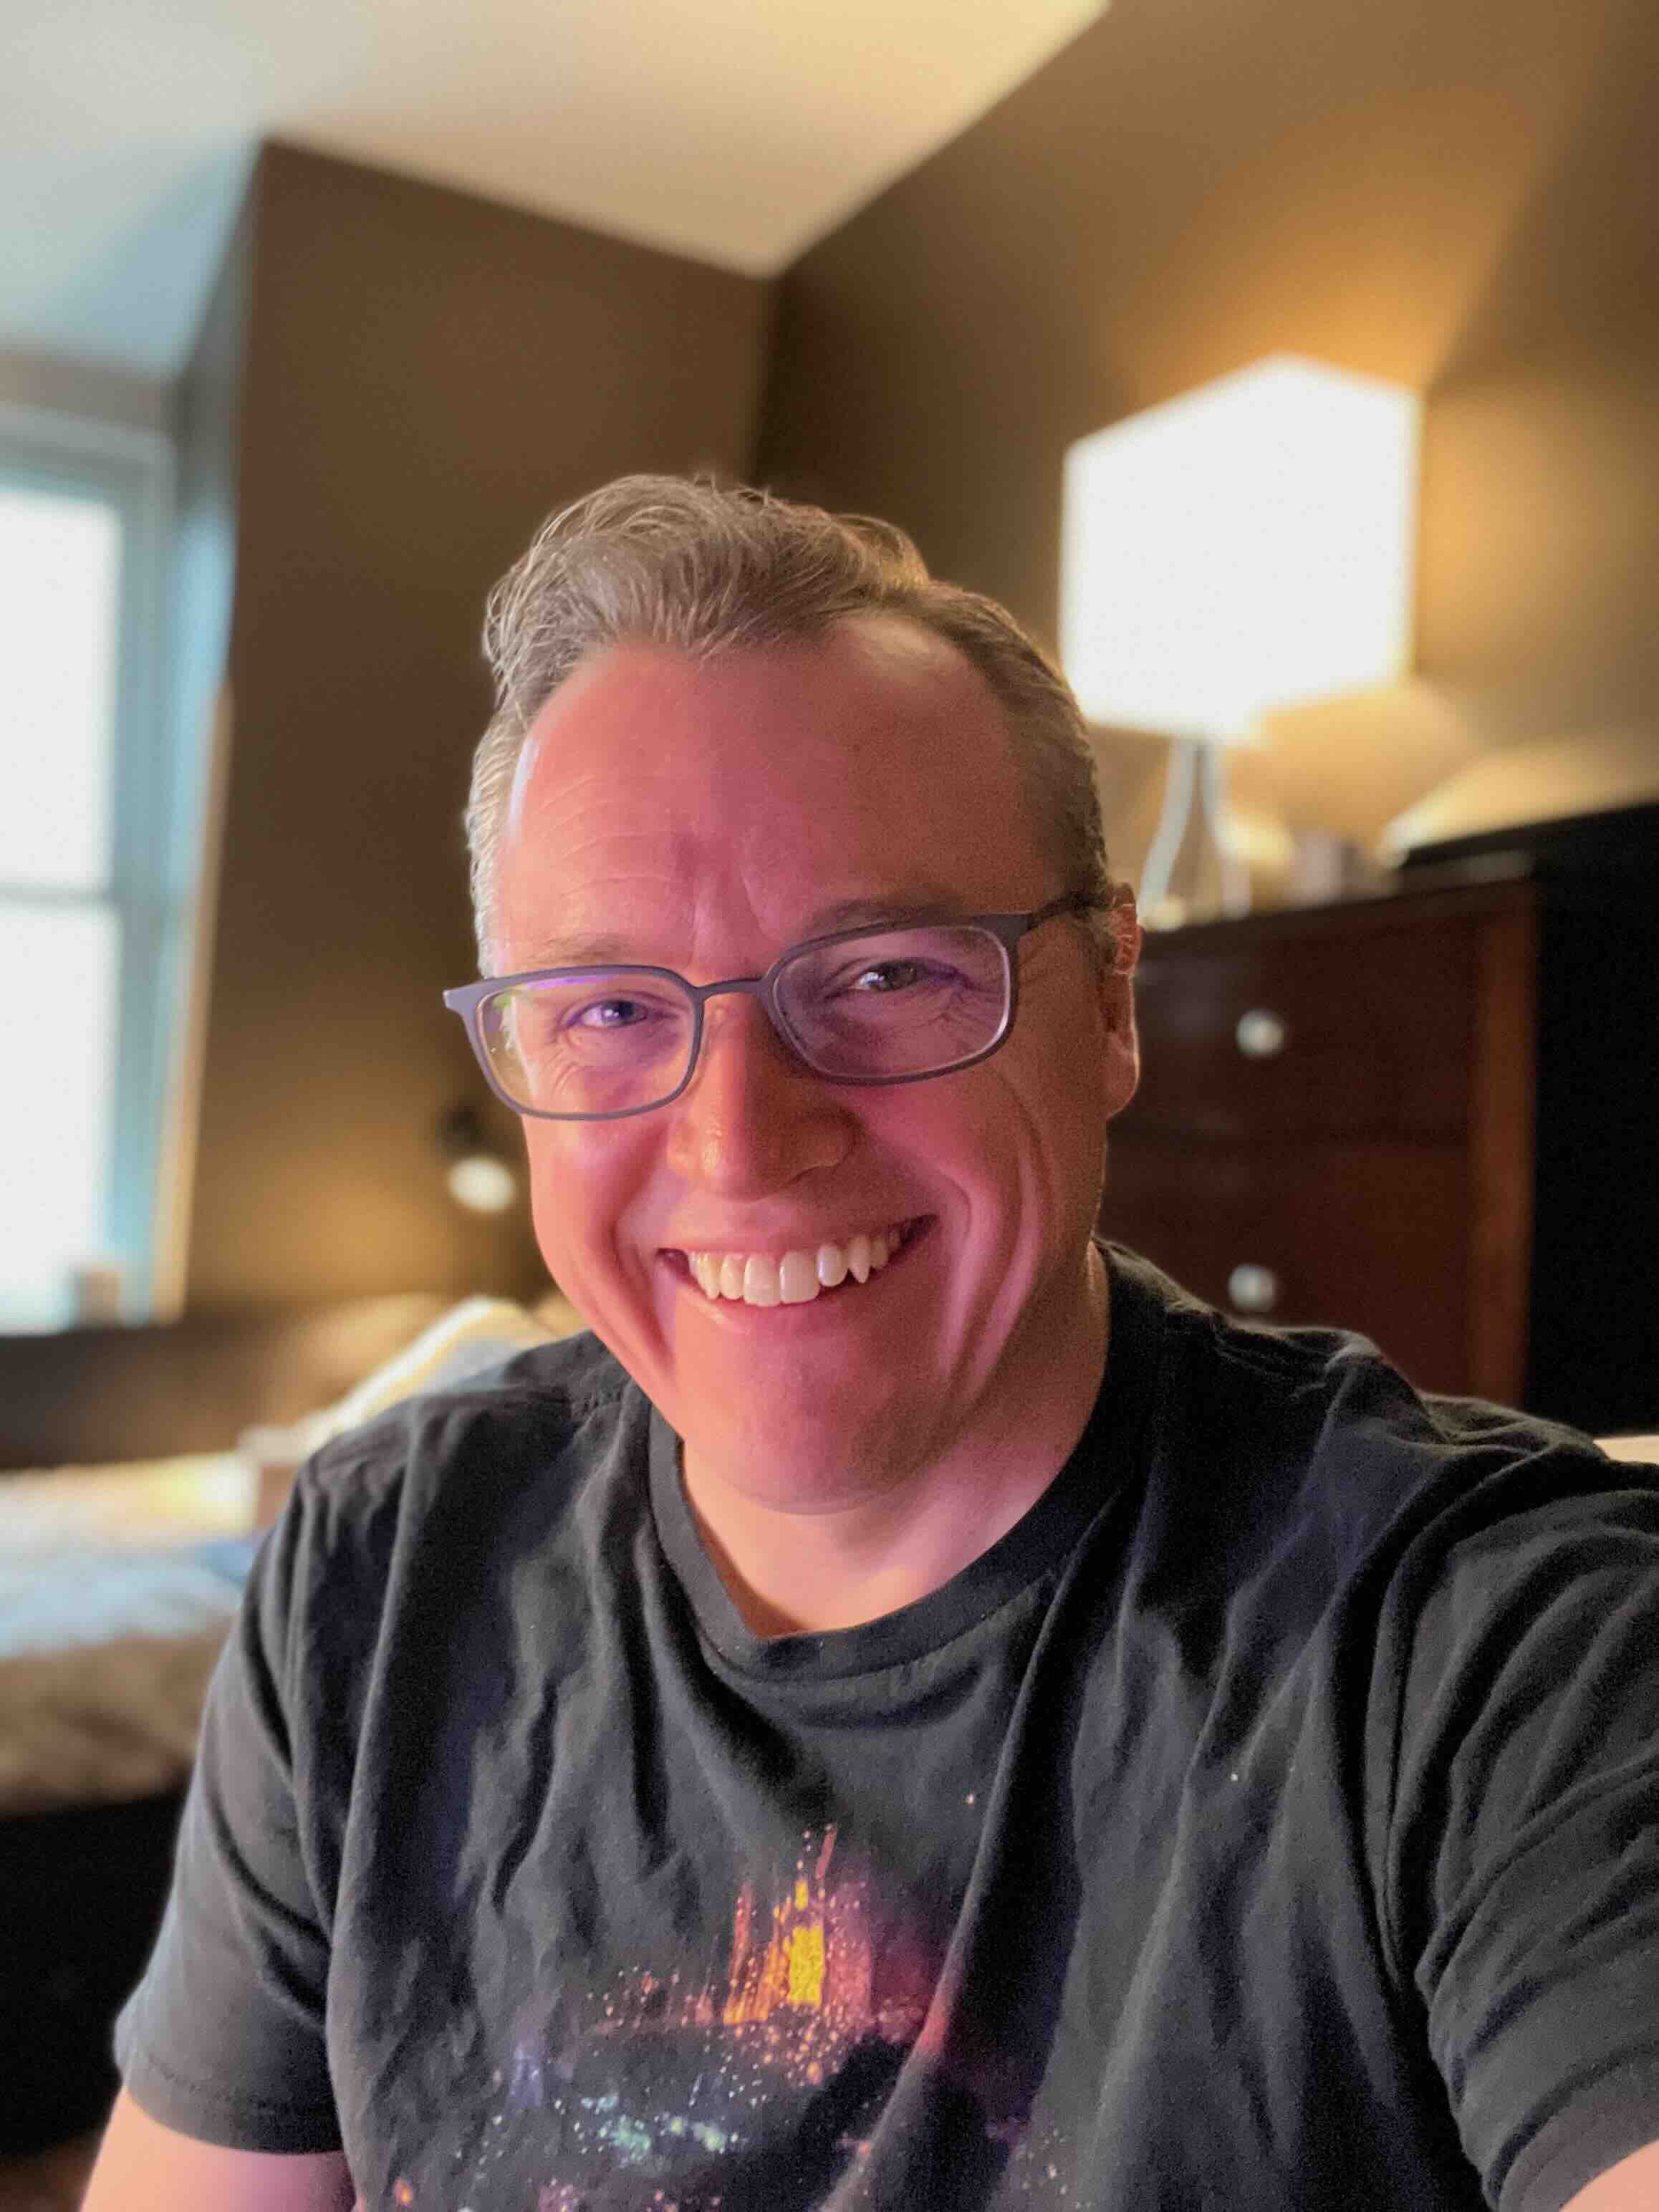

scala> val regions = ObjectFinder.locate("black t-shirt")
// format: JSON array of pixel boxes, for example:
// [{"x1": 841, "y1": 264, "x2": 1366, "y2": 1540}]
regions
[{"x1": 117, "y1": 1249, "x2": 1659, "y2": 2211}]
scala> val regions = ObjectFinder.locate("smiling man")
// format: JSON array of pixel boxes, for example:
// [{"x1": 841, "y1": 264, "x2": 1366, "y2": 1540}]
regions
[
  {"x1": 89, "y1": 479, "x2": 1659, "y2": 2212},
  {"x1": 488, "y1": 613, "x2": 1133, "y2": 1635}
]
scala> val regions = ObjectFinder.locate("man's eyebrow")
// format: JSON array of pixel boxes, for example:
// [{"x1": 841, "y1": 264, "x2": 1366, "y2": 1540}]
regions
[
  {"x1": 504, "y1": 888, "x2": 976, "y2": 973},
  {"x1": 799, "y1": 885, "x2": 971, "y2": 934},
  {"x1": 511, "y1": 935, "x2": 640, "y2": 968}
]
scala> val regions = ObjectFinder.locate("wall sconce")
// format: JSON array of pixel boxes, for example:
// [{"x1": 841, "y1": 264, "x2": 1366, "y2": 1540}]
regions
[
  {"x1": 436, "y1": 1102, "x2": 518, "y2": 1215},
  {"x1": 1061, "y1": 354, "x2": 1420, "y2": 925}
]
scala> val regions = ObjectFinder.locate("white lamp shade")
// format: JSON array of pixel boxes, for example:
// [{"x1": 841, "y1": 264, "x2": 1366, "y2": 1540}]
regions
[{"x1": 1061, "y1": 356, "x2": 1420, "y2": 741}]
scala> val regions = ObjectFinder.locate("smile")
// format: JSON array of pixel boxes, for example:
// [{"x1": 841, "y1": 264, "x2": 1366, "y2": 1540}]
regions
[{"x1": 677, "y1": 1220, "x2": 922, "y2": 1307}]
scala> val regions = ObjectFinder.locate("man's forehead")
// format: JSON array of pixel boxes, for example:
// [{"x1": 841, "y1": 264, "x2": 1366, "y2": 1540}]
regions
[
  {"x1": 518, "y1": 620, "x2": 1004, "y2": 771},
  {"x1": 524, "y1": 625, "x2": 1017, "y2": 800},
  {"x1": 496, "y1": 622, "x2": 1049, "y2": 963},
  {"x1": 504, "y1": 883, "x2": 988, "y2": 971}
]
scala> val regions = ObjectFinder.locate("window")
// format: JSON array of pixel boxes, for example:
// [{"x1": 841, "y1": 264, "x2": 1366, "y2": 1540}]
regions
[{"x1": 1, "y1": 408, "x2": 174, "y2": 1330}]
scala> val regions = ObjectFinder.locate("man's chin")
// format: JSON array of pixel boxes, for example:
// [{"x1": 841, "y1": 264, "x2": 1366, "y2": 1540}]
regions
[{"x1": 676, "y1": 1394, "x2": 943, "y2": 1516}]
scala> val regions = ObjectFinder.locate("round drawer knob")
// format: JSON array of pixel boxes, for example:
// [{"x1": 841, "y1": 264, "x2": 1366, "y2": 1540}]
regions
[
  {"x1": 1235, "y1": 1008, "x2": 1289, "y2": 1058},
  {"x1": 1227, "y1": 1263, "x2": 1281, "y2": 1314}
]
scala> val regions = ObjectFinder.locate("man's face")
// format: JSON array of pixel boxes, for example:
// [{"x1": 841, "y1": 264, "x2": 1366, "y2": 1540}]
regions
[{"x1": 494, "y1": 616, "x2": 1138, "y2": 1509}]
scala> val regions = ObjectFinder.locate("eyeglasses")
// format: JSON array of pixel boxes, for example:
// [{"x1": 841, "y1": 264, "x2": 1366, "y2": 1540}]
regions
[{"x1": 443, "y1": 893, "x2": 1102, "y2": 1121}]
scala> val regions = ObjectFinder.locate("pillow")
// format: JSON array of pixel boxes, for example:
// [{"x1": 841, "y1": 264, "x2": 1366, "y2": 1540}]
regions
[
  {"x1": 322, "y1": 1292, "x2": 575, "y2": 1430},
  {"x1": 1599, "y1": 1434, "x2": 1659, "y2": 1464},
  {"x1": 241, "y1": 1294, "x2": 585, "y2": 1526}
]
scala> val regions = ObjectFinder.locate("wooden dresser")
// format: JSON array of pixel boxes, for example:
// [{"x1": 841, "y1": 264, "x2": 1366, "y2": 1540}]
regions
[{"x1": 1102, "y1": 865, "x2": 1657, "y2": 1433}]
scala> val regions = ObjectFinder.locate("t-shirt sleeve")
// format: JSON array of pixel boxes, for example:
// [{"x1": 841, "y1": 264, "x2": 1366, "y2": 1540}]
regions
[
  {"x1": 115, "y1": 1494, "x2": 341, "y2": 2152},
  {"x1": 1379, "y1": 1458, "x2": 1659, "y2": 2212}
]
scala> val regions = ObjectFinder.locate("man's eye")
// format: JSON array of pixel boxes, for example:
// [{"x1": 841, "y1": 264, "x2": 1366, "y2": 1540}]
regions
[
  {"x1": 847, "y1": 960, "x2": 951, "y2": 994},
  {"x1": 572, "y1": 997, "x2": 653, "y2": 1029}
]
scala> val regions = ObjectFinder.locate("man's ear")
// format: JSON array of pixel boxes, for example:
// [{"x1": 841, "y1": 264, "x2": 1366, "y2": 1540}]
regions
[
  {"x1": 1105, "y1": 886, "x2": 1143, "y2": 982},
  {"x1": 1097, "y1": 888, "x2": 1142, "y2": 1120}
]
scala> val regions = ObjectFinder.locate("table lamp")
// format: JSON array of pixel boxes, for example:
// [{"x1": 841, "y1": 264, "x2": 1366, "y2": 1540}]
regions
[{"x1": 1060, "y1": 355, "x2": 1420, "y2": 925}]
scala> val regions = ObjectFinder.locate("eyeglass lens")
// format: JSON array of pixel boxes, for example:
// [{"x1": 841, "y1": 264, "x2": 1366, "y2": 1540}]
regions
[{"x1": 475, "y1": 923, "x2": 1012, "y2": 1116}]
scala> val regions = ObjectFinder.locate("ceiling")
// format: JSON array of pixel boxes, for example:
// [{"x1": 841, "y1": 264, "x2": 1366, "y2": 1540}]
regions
[{"x1": 1, "y1": 0, "x2": 1104, "y2": 383}]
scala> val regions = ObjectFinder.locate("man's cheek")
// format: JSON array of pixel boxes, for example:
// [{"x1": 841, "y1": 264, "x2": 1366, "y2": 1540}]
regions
[
  {"x1": 526, "y1": 1124, "x2": 612, "y2": 1209},
  {"x1": 525, "y1": 1145, "x2": 600, "y2": 1279}
]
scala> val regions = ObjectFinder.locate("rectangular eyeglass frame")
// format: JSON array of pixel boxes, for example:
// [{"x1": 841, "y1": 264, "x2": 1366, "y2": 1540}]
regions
[{"x1": 443, "y1": 891, "x2": 1105, "y2": 1121}]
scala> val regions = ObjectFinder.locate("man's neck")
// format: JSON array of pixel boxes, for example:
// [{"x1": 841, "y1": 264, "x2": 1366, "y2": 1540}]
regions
[{"x1": 681, "y1": 1248, "x2": 1112, "y2": 1637}]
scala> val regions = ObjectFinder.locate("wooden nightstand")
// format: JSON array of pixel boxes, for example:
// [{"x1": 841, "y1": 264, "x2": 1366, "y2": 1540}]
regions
[{"x1": 1102, "y1": 865, "x2": 1657, "y2": 1432}]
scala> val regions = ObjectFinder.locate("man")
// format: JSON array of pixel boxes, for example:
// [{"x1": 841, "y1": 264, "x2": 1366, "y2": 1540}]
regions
[{"x1": 87, "y1": 478, "x2": 1659, "y2": 2210}]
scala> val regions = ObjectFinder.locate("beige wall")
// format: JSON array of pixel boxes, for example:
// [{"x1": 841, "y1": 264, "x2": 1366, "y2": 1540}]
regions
[
  {"x1": 0, "y1": 347, "x2": 171, "y2": 432},
  {"x1": 757, "y1": 0, "x2": 1659, "y2": 883}
]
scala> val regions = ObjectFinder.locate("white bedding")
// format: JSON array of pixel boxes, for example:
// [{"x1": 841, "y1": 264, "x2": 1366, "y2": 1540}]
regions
[{"x1": 0, "y1": 1453, "x2": 257, "y2": 1817}]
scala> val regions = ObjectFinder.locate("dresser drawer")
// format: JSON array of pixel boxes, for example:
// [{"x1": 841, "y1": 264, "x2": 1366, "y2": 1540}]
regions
[
  {"x1": 1127, "y1": 908, "x2": 1486, "y2": 1142},
  {"x1": 1102, "y1": 1136, "x2": 1489, "y2": 1396},
  {"x1": 1097, "y1": 881, "x2": 1561, "y2": 1408}
]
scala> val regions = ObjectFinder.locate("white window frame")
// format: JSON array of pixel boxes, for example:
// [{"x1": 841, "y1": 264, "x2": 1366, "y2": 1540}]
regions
[{"x1": 1, "y1": 400, "x2": 176, "y2": 1327}]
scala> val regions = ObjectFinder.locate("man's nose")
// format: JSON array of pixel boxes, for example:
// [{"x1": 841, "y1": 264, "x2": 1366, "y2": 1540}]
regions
[{"x1": 663, "y1": 994, "x2": 853, "y2": 1195}]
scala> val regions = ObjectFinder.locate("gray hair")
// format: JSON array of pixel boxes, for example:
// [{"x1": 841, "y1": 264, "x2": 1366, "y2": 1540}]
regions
[{"x1": 467, "y1": 474, "x2": 1121, "y2": 968}]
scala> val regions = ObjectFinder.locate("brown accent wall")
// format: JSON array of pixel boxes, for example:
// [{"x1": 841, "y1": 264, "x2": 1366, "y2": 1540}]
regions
[
  {"x1": 183, "y1": 142, "x2": 771, "y2": 1314},
  {"x1": 756, "y1": 0, "x2": 1659, "y2": 871}
]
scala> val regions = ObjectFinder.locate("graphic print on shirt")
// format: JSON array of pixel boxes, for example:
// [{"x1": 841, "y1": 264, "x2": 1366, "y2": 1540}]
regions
[{"x1": 382, "y1": 1822, "x2": 1076, "y2": 2211}]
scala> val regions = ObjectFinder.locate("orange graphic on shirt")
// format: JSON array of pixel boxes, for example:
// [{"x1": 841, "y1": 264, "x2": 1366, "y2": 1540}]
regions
[
  {"x1": 584, "y1": 1824, "x2": 930, "y2": 2105},
  {"x1": 718, "y1": 1834, "x2": 847, "y2": 2031}
]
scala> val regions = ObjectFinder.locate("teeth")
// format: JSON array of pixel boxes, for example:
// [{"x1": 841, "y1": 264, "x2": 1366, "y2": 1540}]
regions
[{"x1": 683, "y1": 1224, "x2": 910, "y2": 1306}]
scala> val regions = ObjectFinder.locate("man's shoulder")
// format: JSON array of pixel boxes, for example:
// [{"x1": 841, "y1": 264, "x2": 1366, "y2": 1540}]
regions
[
  {"x1": 289, "y1": 1325, "x2": 639, "y2": 1557},
  {"x1": 1106, "y1": 1242, "x2": 1628, "y2": 1562},
  {"x1": 216, "y1": 1329, "x2": 649, "y2": 1833}
]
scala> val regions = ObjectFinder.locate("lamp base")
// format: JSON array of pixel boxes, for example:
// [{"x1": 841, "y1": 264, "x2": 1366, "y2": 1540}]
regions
[{"x1": 1140, "y1": 737, "x2": 1249, "y2": 928}]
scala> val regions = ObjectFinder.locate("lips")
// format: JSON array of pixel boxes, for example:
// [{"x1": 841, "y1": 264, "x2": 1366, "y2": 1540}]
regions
[{"x1": 675, "y1": 1220, "x2": 920, "y2": 1307}]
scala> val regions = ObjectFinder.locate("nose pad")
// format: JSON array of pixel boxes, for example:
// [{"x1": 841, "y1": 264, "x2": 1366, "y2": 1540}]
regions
[
  {"x1": 705, "y1": 987, "x2": 806, "y2": 1079},
  {"x1": 665, "y1": 994, "x2": 851, "y2": 1193}
]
